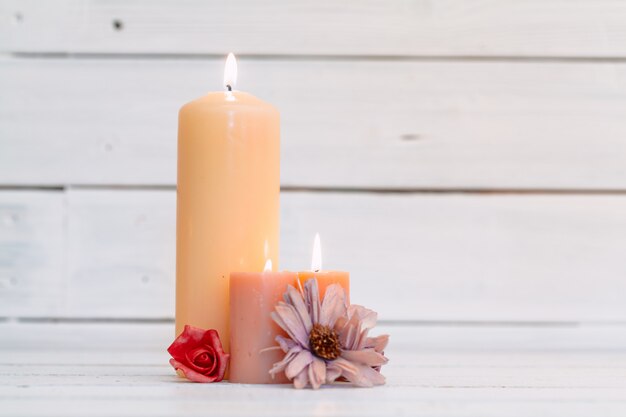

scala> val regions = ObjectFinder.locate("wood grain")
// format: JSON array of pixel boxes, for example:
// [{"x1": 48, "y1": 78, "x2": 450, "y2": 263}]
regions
[
  {"x1": 0, "y1": 191, "x2": 65, "y2": 317},
  {"x1": 282, "y1": 192, "x2": 626, "y2": 322},
  {"x1": 66, "y1": 189, "x2": 175, "y2": 318},
  {"x1": 2, "y1": 0, "x2": 626, "y2": 57},
  {"x1": 1, "y1": 322, "x2": 626, "y2": 417},
  {"x1": 9, "y1": 189, "x2": 618, "y2": 321},
  {"x1": 2, "y1": 57, "x2": 626, "y2": 189}
]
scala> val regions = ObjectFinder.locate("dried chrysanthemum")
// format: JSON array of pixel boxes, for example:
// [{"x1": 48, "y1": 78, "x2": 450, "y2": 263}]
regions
[{"x1": 269, "y1": 279, "x2": 389, "y2": 389}]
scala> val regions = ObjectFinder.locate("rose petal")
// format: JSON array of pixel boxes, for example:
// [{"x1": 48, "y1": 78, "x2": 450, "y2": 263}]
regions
[
  {"x1": 203, "y1": 329, "x2": 227, "y2": 354},
  {"x1": 167, "y1": 327, "x2": 229, "y2": 382},
  {"x1": 214, "y1": 353, "x2": 229, "y2": 382},
  {"x1": 308, "y1": 357, "x2": 326, "y2": 390},
  {"x1": 341, "y1": 349, "x2": 388, "y2": 367},
  {"x1": 200, "y1": 330, "x2": 229, "y2": 382},
  {"x1": 285, "y1": 350, "x2": 314, "y2": 380},
  {"x1": 185, "y1": 346, "x2": 217, "y2": 374},
  {"x1": 169, "y1": 358, "x2": 217, "y2": 383},
  {"x1": 167, "y1": 325, "x2": 207, "y2": 362}
]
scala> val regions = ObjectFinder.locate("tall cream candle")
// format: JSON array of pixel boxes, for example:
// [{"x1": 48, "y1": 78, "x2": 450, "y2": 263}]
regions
[{"x1": 176, "y1": 53, "x2": 280, "y2": 352}]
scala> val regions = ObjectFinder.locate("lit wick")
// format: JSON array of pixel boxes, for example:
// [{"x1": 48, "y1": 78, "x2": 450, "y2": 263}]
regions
[
  {"x1": 311, "y1": 233, "x2": 322, "y2": 272},
  {"x1": 224, "y1": 53, "x2": 237, "y2": 92}
]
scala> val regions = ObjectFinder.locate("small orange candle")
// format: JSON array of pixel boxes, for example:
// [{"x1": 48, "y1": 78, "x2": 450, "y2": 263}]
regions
[
  {"x1": 176, "y1": 53, "x2": 280, "y2": 348},
  {"x1": 229, "y1": 261, "x2": 297, "y2": 384},
  {"x1": 297, "y1": 234, "x2": 350, "y2": 302}
]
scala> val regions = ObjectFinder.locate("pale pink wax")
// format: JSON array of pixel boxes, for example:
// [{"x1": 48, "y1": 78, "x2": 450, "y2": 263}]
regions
[{"x1": 229, "y1": 271, "x2": 298, "y2": 383}]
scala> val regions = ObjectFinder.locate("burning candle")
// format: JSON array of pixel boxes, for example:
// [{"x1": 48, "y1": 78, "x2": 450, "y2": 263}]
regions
[
  {"x1": 229, "y1": 260, "x2": 297, "y2": 384},
  {"x1": 175, "y1": 53, "x2": 280, "y2": 349},
  {"x1": 298, "y1": 233, "x2": 350, "y2": 301}
]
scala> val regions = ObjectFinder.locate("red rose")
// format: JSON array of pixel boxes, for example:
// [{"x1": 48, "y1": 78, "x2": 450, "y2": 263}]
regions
[{"x1": 167, "y1": 325, "x2": 229, "y2": 383}]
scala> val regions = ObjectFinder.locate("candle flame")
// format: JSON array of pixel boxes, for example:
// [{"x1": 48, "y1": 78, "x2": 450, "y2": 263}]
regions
[
  {"x1": 264, "y1": 259, "x2": 273, "y2": 272},
  {"x1": 311, "y1": 233, "x2": 322, "y2": 272},
  {"x1": 224, "y1": 53, "x2": 237, "y2": 91}
]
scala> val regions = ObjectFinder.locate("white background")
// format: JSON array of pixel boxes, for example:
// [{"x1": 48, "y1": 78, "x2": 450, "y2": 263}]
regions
[{"x1": 1, "y1": 0, "x2": 626, "y2": 324}]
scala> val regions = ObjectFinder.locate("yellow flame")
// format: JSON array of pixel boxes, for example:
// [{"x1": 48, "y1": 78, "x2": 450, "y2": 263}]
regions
[
  {"x1": 311, "y1": 233, "x2": 322, "y2": 271},
  {"x1": 223, "y1": 52, "x2": 237, "y2": 90},
  {"x1": 263, "y1": 259, "x2": 273, "y2": 272}
]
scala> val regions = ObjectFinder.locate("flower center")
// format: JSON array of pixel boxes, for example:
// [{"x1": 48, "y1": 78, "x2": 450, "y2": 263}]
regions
[{"x1": 309, "y1": 323, "x2": 341, "y2": 360}]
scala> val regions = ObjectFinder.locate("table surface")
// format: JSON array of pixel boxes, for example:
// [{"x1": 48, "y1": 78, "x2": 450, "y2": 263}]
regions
[{"x1": 1, "y1": 321, "x2": 626, "y2": 417}]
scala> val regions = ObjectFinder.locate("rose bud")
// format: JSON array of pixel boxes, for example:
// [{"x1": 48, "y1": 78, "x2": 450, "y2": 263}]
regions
[{"x1": 167, "y1": 325, "x2": 229, "y2": 383}]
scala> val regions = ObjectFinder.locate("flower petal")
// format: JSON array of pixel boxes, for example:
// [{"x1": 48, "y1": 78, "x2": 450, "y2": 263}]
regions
[
  {"x1": 332, "y1": 357, "x2": 359, "y2": 379},
  {"x1": 365, "y1": 334, "x2": 389, "y2": 353},
  {"x1": 275, "y1": 335, "x2": 299, "y2": 353},
  {"x1": 338, "y1": 322, "x2": 357, "y2": 351},
  {"x1": 269, "y1": 345, "x2": 302, "y2": 378},
  {"x1": 271, "y1": 304, "x2": 309, "y2": 347},
  {"x1": 304, "y1": 279, "x2": 321, "y2": 324},
  {"x1": 285, "y1": 350, "x2": 314, "y2": 380},
  {"x1": 348, "y1": 305, "x2": 378, "y2": 349},
  {"x1": 285, "y1": 285, "x2": 313, "y2": 334},
  {"x1": 341, "y1": 349, "x2": 388, "y2": 367},
  {"x1": 319, "y1": 283, "x2": 347, "y2": 327},
  {"x1": 169, "y1": 358, "x2": 216, "y2": 383},
  {"x1": 293, "y1": 368, "x2": 309, "y2": 389},
  {"x1": 326, "y1": 364, "x2": 342, "y2": 383},
  {"x1": 350, "y1": 305, "x2": 378, "y2": 331},
  {"x1": 358, "y1": 363, "x2": 386, "y2": 386},
  {"x1": 333, "y1": 357, "x2": 386, "y2": 387},
  {"x1": 308, "y1": 357, "x2": 326, "y2": 389}
]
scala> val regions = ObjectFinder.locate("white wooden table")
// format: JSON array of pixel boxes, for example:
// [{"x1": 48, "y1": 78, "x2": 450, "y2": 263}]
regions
[{"x1": 2, "y1": 322, "x2": 625, "y2": 416}]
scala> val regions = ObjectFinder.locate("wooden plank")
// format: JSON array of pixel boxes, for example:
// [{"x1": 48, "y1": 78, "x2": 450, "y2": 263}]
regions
[
  {"x1": 1, "y1": 323, "x2": 626, "y2": 417},
  {"x1": 4, "y1": 322, "x2": 626, "y2": 353},
  {"x1": 0, "y1": 191, "x2": 65, "y2": 317},
  {"x1": 2, "y1": 0, "x2": 626, "y2": 58},
  {"x1": 66, "y1": 188, "x2": 175, "y2": 318},
  {"x1": 2, "y1": 57, "x2": 626, "y2": 189},
  {"x1": 2, "y1": 387, "x2": 625, "y2": 417},
  {"x1": 55, "y1": 189, "x2": 626, "y2": 321},
  {"x1": 282, "y1": 192, "x2": 626, "y2": 322}
]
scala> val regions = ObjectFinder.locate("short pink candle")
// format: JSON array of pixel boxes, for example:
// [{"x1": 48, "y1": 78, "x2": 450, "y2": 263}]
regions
[{"x1": 229, "y1": 266, "x2": 297, "y2": 384}]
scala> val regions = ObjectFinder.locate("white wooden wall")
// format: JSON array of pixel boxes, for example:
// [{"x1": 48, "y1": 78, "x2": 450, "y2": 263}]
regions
[{"x1": 1, "y1": 0, "x2": 626, "y2": 323}]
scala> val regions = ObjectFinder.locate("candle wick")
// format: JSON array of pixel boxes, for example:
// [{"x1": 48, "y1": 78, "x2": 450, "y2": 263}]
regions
[{"x1": 226, "y1": 84, "x2": 232, "y2": 92}]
